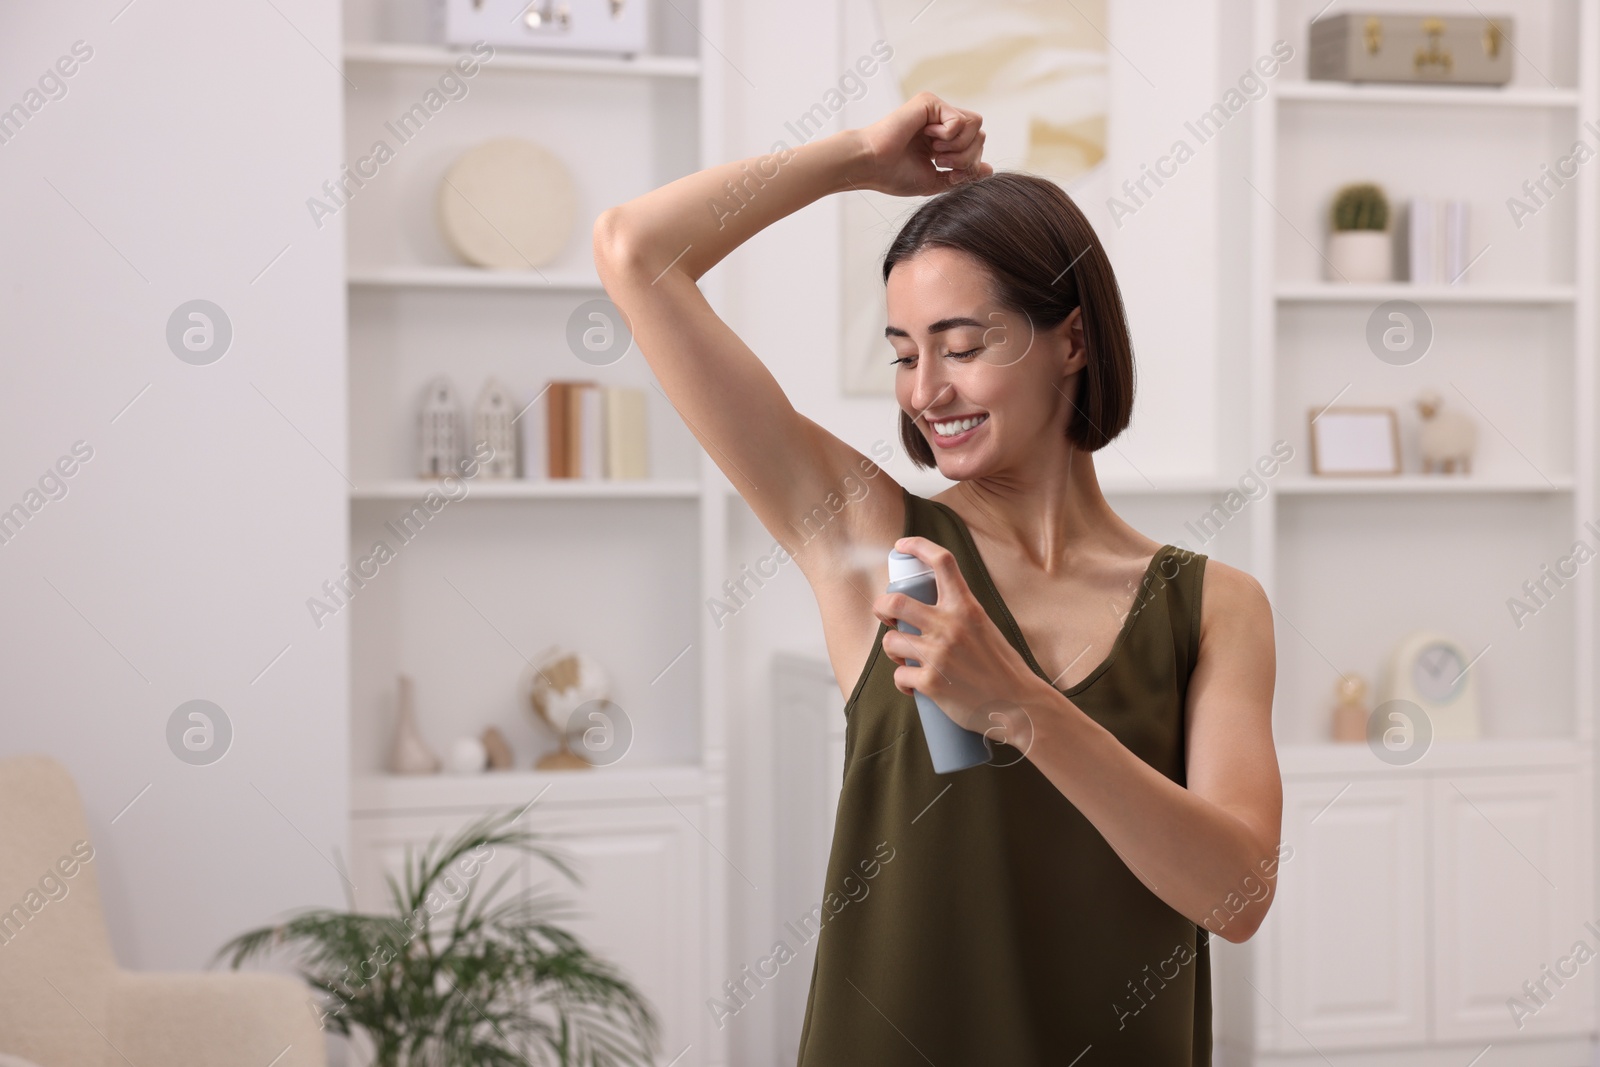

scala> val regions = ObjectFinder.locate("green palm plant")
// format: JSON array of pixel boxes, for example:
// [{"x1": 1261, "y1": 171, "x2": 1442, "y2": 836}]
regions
[{"x1": 215, "y1": 806, "x2": 660, "y2": 1067}]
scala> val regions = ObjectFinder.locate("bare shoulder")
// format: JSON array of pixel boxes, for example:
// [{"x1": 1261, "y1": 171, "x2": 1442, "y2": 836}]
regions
[
  {"x1": 1196, "y1": 558, "x2": 1273, "y2": 650},
  {"x1": 1188, "y1": 557, "x2": 1276, "y2": 727},
  {"x1": 1186, "y1": 557, "x2": 1280, "y2": 847}
]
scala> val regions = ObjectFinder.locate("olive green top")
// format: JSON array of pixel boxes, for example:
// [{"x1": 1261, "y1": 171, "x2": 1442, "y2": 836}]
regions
[{"x1": 795, "y1": 485, "x2": 1212, "y2": 1067}]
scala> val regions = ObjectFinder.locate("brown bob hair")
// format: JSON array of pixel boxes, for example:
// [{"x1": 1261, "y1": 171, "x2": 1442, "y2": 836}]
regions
[{"x1": 881, "y1": 171, "x2": 1136, "y2": 469}]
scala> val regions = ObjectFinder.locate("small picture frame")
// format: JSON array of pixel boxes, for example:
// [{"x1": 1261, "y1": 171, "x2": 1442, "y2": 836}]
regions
[{"x1": 1308, "y1": 406, "x2": 1401, "y2": 476}]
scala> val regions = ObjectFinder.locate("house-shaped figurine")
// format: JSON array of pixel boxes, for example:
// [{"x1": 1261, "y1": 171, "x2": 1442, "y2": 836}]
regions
[
  {"x1": 417, "y1": 376, "x2": 461, "y2": 478},
  {"x1": 473, "y1": 378, "x2": 519, "y2": 479}
]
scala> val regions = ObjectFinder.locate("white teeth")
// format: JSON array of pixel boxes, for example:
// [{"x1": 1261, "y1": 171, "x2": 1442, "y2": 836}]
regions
[{"x1": 932, "y1": 414, "x2": 987, "y2": 436}]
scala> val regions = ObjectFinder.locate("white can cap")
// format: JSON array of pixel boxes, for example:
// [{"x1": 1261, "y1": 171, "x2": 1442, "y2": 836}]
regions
[{"x1": 887, "y1": 548, "x2": 933, "y2": 583}]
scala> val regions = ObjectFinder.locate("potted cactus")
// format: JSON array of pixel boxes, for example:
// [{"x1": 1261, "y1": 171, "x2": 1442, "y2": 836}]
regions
[{"x1": 1326, "y1": 182, "x2": 1392, "y2": 283}]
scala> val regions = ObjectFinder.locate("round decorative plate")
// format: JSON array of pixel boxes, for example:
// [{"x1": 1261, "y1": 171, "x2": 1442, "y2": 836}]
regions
[{"x1": 437, "y1": 138, "x2": 576, "y2": 270}]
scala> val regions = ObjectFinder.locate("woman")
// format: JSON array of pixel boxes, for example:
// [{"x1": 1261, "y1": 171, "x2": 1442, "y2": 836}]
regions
[{"x1": 594, "y1": 92, "x2": 1282, "y2": 1066}]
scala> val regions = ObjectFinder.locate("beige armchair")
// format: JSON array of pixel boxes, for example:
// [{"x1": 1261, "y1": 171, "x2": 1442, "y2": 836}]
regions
[{"x1": 0, "y1": 754, "x2": 326, "y2": 1066}]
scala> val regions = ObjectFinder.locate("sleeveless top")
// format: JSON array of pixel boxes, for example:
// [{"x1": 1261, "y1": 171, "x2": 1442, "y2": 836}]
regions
[{"x1": 795, "y1": 485, "x2": 1212, "y2": 1067}]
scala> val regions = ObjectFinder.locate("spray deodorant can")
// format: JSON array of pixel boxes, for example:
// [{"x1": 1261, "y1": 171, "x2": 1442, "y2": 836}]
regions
[{"x1": 887, "y1": 549, "x2": 991, "y2": 774}]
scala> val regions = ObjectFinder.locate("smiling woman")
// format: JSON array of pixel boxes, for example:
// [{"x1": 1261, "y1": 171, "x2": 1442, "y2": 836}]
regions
[
  {"x1": 594, "y1": 90, "x2": 1280, "y2": 1067},
  {"x1": 879, "y1": 173, "x2": 1135, "y2": 473}
]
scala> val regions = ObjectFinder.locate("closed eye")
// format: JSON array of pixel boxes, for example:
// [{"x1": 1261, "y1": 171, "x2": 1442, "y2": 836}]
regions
[{"x1": 889, "y1": 348, "x2": 982, "y2": 366}]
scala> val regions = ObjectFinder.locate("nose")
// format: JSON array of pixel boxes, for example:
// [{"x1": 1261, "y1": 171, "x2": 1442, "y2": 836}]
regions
[{"x1": 908, "y1": 358, "x2": 955, "y2": 421}]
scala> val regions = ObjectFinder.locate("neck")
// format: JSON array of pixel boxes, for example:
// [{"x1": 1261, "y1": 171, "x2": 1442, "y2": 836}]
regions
[{"x1": 942, "y1": 449, "x2": 1128, "y2": 574}]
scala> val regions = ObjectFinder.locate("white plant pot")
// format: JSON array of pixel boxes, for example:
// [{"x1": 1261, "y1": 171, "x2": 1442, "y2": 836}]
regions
[{"x1": 1326, "y1": 230, "x2": 1392, "y2": 283}]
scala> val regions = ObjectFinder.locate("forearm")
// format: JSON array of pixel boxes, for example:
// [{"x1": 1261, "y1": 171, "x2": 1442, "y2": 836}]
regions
[
  {"x1": 595, "y1": 129, "x2": 869, "y2": 283},
  {"x1": 1012, "y1": 677, "x2": 1281, "y2": 941}
]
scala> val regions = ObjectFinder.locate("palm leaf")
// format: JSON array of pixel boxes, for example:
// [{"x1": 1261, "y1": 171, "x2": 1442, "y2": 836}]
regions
[{"x1": 215, "y1": 803, "x2": 660, "y2": 1067}]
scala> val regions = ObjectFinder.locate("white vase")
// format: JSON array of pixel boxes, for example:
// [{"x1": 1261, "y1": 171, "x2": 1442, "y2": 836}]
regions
[
  {"x1": 1326, "y1": 230, "x2": 1392, "y2": 283},
  {"x1": 391, "y1": 674, "x2": 442, "y2": 774}
]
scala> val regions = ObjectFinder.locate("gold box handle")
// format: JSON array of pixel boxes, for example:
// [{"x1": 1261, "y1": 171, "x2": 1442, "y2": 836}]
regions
[{"x1": 1415, "y1": 17, "x2": 1453, "y2": 74}]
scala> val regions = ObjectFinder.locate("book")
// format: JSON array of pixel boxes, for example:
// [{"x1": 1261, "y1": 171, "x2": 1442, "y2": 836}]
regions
[
  {"x1": 1404, "y1": 198, "x2": 1471, "y2": 285},
  {"x1": 1444, "y1": 200, "x2": 1471, "y2": 284},
  {"x1": 578, "y1": 382, "x2": 603, "y2": 479},
  {"x1": 535, "y1": 379, "x2": 648, "y2": 479},
  {"x1": 1406, "y1": 196, "x2": 1438, "y2": 285},
  {"x1": 518, "y1": 384, "x2": 546, "y2": 480},
  {"x1": 546, "y1": 381, "x2": 571, "y2": 478},
  {"x1": 604, "y1": 386, "x2": 648, "y2": 479}
]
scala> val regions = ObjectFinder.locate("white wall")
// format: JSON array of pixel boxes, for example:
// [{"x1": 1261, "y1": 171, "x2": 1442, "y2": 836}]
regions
[
  {"x1": 709, "y1": 2, "x2": 1234, "y2": 1063},
  {"x1": 0, "y1": 2, "x2": 1242, "y2": 1060},
  {"x1": 0, "y1": 0, "x2": 347, "y2": 979}
]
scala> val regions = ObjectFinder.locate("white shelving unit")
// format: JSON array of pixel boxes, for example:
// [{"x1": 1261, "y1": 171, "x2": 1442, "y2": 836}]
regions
[
  {"x1": 1273, "y1": 474, "x2": 1576, "y2": 494},
  {"x1": 1217, "y1": 3, "x2": 1599, "y2": 1064},
  {"x1": 1275, "y1": 79, "x2": 1581, "y2": 107},
  {"x1": 337, "y1": 2, "x2": 729, "y2": 1064},
  {"x1": 351, "y1": 478, "x2": 703, "y2": 501},
  {"x1": 1275, "y1": 281, "x2": 1577, "y2": 303},
  {"x1": 344, "y1": 41, "x2": 703, "y2": 79},
  {"x1": 347, "y1": 265, "x2": 604, "y2": 290}
]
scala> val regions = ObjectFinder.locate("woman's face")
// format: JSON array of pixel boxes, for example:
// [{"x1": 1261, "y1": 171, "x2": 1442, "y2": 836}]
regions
[{"x1": 885, "y1": 246, "x2": 1083, "y2": 480}]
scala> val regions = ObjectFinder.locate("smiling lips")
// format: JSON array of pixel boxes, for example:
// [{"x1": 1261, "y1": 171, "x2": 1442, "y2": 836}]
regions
[{"x1": 928, "y1": 412, "x2": 988, "y2": 444}]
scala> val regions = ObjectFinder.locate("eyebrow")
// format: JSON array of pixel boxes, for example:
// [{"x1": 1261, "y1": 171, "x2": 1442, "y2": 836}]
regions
[{"x1": 884, "y1": 316, "x2": 986, "y2": 339}]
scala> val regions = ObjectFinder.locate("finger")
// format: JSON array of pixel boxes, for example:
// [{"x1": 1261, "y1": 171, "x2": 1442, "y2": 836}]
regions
[
  {"x1": 945, "y1": 162, "x2": 992, "y2": 186},
  {"x1": 929, "y1": 112, "x2": 981, "y2": 153},
  {"x1": 916, "y1": 92, "x2": 954, "y2": 133},
  {"x1": 922, "y1": 100, "x2": 970, "y2": 140},
  {"x1": 893, "y1": 536, "x2": 968, "y2": 600},
  {"x1": 872, "y1": 591, "x2": 936, "y2": 632},
  {"x1": 940, "y1": 131, "x2": 986, "y2": 175},
  {"x1": 881, "y1": 629, "x2": 922, "y2": 667},
  {"x1": 892, "y1": 663, "x2": 928, "y2": 697},
  {"x1": 936, "y1": 157, "x2": 986, "y2": 184}
]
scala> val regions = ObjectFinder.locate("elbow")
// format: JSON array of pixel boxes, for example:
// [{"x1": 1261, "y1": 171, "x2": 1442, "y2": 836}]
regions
[
  {"x1": 1206, "y1": 886, "x2": 1276, "y2": 945},
  {"x1": 592, "y1": 206, "x2": 622, "y2": 263},
  {"x1": 592, "y1": 207, "x2": 640, "y2": 282},
  {"x1": 1201, "y1": 828, "x2": 1286, "y2": 945},
  {"x1": 1214, "y1": 910, "x2": 1265, "y2": 944}
]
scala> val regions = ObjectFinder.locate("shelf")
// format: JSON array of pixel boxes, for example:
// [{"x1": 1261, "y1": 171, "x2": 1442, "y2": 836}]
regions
[
  {"x1": 352, "y1": 479, "x2": 701, "y2": 501},
  {"x1": 349, "y1": 266, "x2": 605, "y2": 291},
  {"x1": 1277, "y1": 283, "x2": 1576, "y2": 305},
  {"x1": 352, "y1": 763, "x2": 708, "y2": 815},
  {"x1": 1100, "y1": 479, "x2": 1241, "y2": 495},
  {"x1": 1276, "y1": 475, "x2": 1573, "y2": 495},
  {"x1": 1106, "y1": 476, "x2": 1571, "y2": 496},
  {"x1": 1273, "y1": 476, "x2": 1574, "y2": 495},
  {"x1": 1278, "y1": 738, "x2": 1586, "y2": 777},
  {"x1": 1276, "y1": 81, "x2": 1580, "y2": 109},
  {"x1": 343, "y1": 42, "x2": 701, "y2": 79},
  {"x1": 757, "y1": 474, "x2": 1241, "y2": 501}
]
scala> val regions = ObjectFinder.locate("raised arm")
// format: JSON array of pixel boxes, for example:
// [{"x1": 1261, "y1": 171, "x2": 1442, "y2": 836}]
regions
[{"x1": 590, "y1": 93, "x2": 992, "y2": 564}]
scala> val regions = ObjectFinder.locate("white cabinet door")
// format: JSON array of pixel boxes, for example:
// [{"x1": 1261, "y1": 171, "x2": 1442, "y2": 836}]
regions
[
  {"x1": 1263, "y1": 778, "x2": 1428, "y2": 1051},
  {"x1": 772, "y1": 652, "x2": 847, "y2": 1063},
  {"x1": 351, "y1": 799, "x2": 707, "y2": 1066},
  {"x1": 348, "y1": 810, "x2": 529, "y2": 915},
  {"x1": 521, "y1": 802, "x2": 707, "y2": 1066},
  {"x1": 1432, "y1": 771, "x2": 1592, "y2": 1041}
]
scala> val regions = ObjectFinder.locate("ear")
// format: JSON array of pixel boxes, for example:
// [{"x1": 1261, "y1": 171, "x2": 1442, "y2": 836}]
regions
[{"x1": 1060, "y1": 306, "x2": 1088, "y2": 376}]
